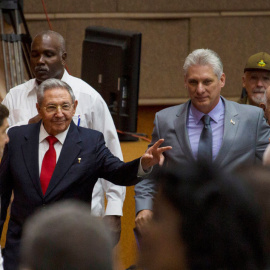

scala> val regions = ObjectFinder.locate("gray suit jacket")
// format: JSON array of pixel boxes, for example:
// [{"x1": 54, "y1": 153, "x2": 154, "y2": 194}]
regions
[{"x1": 135, "y1": 97, "x2": 270, "y2": 214}]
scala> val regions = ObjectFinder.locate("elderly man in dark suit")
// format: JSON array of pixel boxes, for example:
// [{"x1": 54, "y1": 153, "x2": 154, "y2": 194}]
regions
[
  {"x1": 0, "y1": 79, "x2": 171, "y2": 270},
  {"x1": 134, "y1": 48, "x2": 270, "y2": 231}
]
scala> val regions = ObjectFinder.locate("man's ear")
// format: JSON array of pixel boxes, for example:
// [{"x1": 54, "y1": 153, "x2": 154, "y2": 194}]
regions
[
  {"x1": 36, "y1": 103, "x2": 41, "y2": 115},
  {"x1": 61, "y1": 52, "x2": 67, "y2": 66},
  {"x1": 73, "y1": 100, "x2": 78, "y2": 115},
  {"x1": 259, "y1": 103, "x2": 266, "y2": 112},
  {"x1": 220, "y1": 73, "x2": 226, "y2": 88},
  {"x1": 242, "y1": 74, "x2": 246, "y2": 87}
]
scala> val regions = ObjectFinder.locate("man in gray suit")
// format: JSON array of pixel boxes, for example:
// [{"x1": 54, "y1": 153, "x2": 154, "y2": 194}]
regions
[{"x1": 135, "y1": 48, "x2": 270, "y2": 231}]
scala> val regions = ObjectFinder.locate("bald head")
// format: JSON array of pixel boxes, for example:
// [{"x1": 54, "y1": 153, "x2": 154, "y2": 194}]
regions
[
  {"x1": 32, "y1": 31, "x2": 66, "y2": 52},
  {"x1": 30, "y1": 30, "x2": 67, "y2": 84}
]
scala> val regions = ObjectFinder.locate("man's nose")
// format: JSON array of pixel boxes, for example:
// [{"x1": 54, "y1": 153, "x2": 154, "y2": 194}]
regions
[
  {"x1": 257, "y1": 78, "x2": 264, "y2": 87},
  {"x1": 37, "y1": 55, "x2": 45, "y2": 64},
  {"x1": 197, "y1": 83, "x2": 205, "y2": 94},
  {"x1": 55, "y1": 106, "x2": 64, "y2": 116}
]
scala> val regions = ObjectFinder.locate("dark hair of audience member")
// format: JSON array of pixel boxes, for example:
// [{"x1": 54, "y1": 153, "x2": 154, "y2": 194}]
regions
[
  {"x1": 156, "y1": 163, "x2": 267, "y2": 270},
  {"x1": 19, "y1": 200, "x2": 113, "y2": 270},
  {"x1": 0, "y1": 103, "x2": 9, "y2": 126},
  {"x1": 235, "y1": 164, "x2": 270, "y2": 264}
]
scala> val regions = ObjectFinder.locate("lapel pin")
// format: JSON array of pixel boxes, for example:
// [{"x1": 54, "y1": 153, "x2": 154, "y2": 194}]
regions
[
  {"x1": 78, "y1": 158, "x2": 81, "y2": 164},
  {"x1": 230, "y1": 119, "x2": 235, "y2": 125}
]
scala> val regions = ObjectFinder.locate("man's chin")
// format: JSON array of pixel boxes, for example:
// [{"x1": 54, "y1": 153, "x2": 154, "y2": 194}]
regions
[
  {"x1": 250, "y1": 95, "x2": 264, "y2": 106},
  {"x1": 35, "y1": 75, "x2": 49, "y2": 84},
  {"x1": 51, "y1": 123, "x2": 68, "y2": 134}
]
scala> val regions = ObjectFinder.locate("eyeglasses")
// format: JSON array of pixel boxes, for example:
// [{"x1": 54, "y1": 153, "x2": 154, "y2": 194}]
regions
[{"x1": 43, "y1": 104, "x2": 74, "y2": 113}]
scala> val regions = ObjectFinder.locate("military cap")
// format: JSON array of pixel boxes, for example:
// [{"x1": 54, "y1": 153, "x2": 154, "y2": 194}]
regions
[{"x1": 244, "y1": 52, "x2": 270, "y2": 72}]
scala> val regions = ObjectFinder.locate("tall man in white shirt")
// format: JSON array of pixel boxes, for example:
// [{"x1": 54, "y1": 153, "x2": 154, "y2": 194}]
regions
[{"x1": 2, "y1": 30, "x2": 124, "y2": 244}]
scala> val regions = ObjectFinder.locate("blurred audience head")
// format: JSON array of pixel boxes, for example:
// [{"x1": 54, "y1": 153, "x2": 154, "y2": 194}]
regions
[
  {"x1": 139, "y1": 163, "x2": 267, "y2": 270},
  {"x1": 0, "y1": 103, "x2": 9, "y2": 158},
  {"x1": 19, "y1": 200, "x2": 113, "y2": 270},
  {"x1": 235, "y1": 165, "x2": 270, "y2": 260}
]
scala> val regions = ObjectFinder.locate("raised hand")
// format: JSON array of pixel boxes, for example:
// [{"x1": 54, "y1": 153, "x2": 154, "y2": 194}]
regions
[{"x1": 141, "y1": 139, "x2": 172, "y2": 171}]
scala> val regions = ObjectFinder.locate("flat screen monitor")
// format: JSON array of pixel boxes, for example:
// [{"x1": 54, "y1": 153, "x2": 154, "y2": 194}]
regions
[{"x1": 81, "y1": 26, "x2": 142, "y2": 141}]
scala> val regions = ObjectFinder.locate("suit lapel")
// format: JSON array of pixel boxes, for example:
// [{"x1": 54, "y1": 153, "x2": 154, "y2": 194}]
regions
[
  {"x1": 214, "y1": 98, "x2": 239, "y2": 165},
  {"x1": 174, "y1": 101, "x2": 196, "y2": 162},
  {"x1": 44, "y1": 121, "x2": 82, "y2": 198},
  {"x1": 22, "y1": 122, "x2": 43, "y2": 198}
]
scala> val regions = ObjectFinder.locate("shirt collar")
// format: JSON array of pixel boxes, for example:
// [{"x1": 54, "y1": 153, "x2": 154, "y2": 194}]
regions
[
  {"x1": 190, "y1": 97, "x2": 224, "y2": 125},
  {"x1": 61, "y1": 69, "x2": 69, "y2": 81},
  {"x1": 39, "y1": 122, "x2": 70, "y2": 144},
  {"x1": 32, "y1": 69, "x2": 67, "y2": 96},
  {"x1": 27, "y1": 80, "x2": 39, "y2": 98}
]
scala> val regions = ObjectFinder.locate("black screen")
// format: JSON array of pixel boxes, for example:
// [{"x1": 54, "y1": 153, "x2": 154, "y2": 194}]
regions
[{"x1": 81, "y1": 26, "x2": 141, "y2": 140}]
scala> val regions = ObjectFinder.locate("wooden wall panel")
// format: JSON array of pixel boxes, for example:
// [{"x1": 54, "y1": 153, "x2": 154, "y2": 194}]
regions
[
  {"x1": 190, "y1": 16, "x2": 270, "y2": 99},
  {"x1": 20, "y1": 1, "x2": 270, "y2": 104},
  {"x1": 25, "y1": 0, "x2": 270, "y2": 13},
  {"x1": 24, "y1": 0, "x2": 118, "y2": 13},
  {"x1": 28, "y1": 19, "x2": 189, "y2": 101}
]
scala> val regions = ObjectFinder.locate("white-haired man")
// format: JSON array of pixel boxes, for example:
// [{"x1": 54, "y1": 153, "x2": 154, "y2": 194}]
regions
[{"x1": 135, "y1": 48, "x2": 270, "y2": 231}]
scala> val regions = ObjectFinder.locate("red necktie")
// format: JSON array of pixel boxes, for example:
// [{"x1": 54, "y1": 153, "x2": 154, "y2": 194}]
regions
[{"x1": 40, "y1": 136, "x2": 58, "y2": 195}]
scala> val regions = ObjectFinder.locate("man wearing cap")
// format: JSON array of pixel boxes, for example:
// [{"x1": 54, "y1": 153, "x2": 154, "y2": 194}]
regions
[{"x1": 240, "y1": 52, "x2": 270, "y2": 106}]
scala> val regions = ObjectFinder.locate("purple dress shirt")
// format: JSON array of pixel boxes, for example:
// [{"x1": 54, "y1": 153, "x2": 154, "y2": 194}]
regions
[{"x1": 187, "y1": 98, "x2": 225, "y2": 161}]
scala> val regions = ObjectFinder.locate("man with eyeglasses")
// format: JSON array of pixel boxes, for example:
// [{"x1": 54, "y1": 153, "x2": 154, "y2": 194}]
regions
[
  {"x1": 1, "y1": 30, "x2": 125, "y2": 246},
  {"x1": 0, "y1": 78, "x2": 171, "y2": 270}
]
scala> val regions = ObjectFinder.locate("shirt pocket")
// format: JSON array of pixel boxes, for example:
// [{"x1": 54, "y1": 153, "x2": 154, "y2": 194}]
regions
[{"x1": 73, "y1": 114, "x2": 87, "y2": 128}]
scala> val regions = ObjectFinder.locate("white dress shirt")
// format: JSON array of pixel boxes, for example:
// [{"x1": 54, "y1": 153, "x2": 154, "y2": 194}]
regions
[
  {"x1": 38, "y1": 124, "x2": 68, "y2": 174},
  {"x1": 2, "y1": 70, "x2": 125, "y2": 216}
]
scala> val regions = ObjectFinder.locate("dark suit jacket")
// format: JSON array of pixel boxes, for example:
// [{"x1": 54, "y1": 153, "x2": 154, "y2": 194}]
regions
[
  {"x1": 135, "y1": 97, "x2": 270, "y2": 214},
  {"x1": 0, "y1": 121, "x2": 140, "y2": 270}
]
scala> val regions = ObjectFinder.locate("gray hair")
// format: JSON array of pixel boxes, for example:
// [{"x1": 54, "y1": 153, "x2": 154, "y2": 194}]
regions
[
  {"x1": 183, "y1": 49, "x2": 223, "y2": 79},
  {"x1": 32, "y1": 30, "x2": 66, "y2": 54},
  {"x1": 20, "y1": 200, "x2": 113, "y2": 270},
  {"x1": 37, "y1": 78, "x2": 75, "y2": 105}
]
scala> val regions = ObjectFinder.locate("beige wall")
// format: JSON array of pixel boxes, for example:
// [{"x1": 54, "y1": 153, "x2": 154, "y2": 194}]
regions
[
  {"x1": 1, "y1": 2, "x2": 269, "y2": 269},
  {"x1": 0, "y1": 1, "x2": 266, "y2": 104}
]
